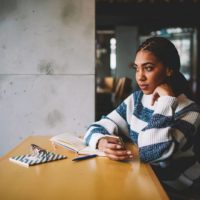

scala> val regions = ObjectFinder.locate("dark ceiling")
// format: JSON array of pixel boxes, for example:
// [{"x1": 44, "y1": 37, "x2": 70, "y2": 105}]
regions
[
  {"x1": 96, "y1": 0, "x2": 200, "y2": 33},
  {"x1": 96, "y1": 0, "x2": 200, "y2": 3}
]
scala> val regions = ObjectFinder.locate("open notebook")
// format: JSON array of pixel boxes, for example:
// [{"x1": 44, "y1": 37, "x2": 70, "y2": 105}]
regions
[{"x1": 50, "y1": 133, "x2": 106, "y2": 156}]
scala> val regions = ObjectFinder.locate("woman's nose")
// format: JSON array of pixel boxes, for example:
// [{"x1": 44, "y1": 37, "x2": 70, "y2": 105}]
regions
[{"x1": 137, "y1": 70, "x2": 146, "y2": 81}]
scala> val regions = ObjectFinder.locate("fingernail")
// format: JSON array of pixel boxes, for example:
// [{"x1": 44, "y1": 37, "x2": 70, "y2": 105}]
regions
[
  {"x1": 127, "y1": 151, "x2": 132, "y2": 154},
  {"x1": 129, "y1": 155, "x2": 133, "y2": 158},
  {"x1": 116, "y1": 145, "x2": 121, "y2": 149}
]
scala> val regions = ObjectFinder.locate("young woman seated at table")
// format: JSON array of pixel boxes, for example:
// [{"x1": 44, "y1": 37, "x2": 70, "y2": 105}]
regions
[{"x1": 84, "y1": 37, "x2": 200, "y2": 198}]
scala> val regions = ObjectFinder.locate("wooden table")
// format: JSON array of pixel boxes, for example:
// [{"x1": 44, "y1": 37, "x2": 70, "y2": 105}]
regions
[{"x1": 0, "y1": 136, "x2": 169, "y2": 200}]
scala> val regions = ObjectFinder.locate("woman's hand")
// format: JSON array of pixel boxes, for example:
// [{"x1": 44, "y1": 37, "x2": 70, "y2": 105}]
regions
[
  {"x1": 151, "y1": 83, "x2": 175, "y2": 106},
  {"x1": 97, "y1": 136, "x2": 133, "y2": 161}
]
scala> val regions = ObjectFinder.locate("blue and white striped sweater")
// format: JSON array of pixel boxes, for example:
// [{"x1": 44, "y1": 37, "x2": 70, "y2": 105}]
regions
[{"x1": 84, "y1": 90, "x2": 200, "y2": 190}]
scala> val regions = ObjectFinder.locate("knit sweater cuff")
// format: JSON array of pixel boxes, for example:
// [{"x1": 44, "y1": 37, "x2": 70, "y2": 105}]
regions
[
  {"x1": 88, "y1": 133, "x2": 106, "y2": 150},
  {"x1": 155, "y1": 96, "x2": 178, "y2": 116}
]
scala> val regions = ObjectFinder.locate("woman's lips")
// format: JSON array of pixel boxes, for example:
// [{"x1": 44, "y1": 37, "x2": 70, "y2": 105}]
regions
[{"x1": 139, "y1": 84, "x2": 149, "y2": 90}]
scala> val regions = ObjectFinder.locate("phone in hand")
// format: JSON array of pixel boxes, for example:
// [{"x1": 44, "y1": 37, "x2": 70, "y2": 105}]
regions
[{"x1": 104, "y1": 135, "x2": 125, "y2": 149}]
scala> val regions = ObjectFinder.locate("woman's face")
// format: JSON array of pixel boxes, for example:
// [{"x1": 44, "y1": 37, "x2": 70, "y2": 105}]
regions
[{"x1": 134, "y1": 50, "x2": 169, "y2": 95}]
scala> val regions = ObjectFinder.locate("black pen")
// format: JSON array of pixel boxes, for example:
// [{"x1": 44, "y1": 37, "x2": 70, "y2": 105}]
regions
[{"x1": 72, "y1": 154, "x2": 97, "y2": 161}]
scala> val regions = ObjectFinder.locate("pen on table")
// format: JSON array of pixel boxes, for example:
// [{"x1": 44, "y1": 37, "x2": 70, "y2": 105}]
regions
[{"x1": 72, "y1": 154, "x2": 97, "y2": 161}]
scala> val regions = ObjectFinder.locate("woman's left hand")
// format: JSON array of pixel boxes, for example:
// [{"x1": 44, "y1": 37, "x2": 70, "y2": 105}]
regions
[
  {"x1": 151, "y1": 84, "x2": 175, "y2": 106},
  {"x1": 97, "y1": 137, "x2": 133, "y2": 161}
]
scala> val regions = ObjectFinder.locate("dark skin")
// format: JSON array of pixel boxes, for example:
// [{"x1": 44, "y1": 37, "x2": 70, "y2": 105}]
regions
[
  {"x1": 97, "y1": 50, "x2": 175, "y2": 161},
  {"x1": 98, "y1": 136, "x2": 133, "y2": 161}
]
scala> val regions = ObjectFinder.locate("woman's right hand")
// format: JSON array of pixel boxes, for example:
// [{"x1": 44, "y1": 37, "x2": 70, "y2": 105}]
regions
[
  {"x1": 97, "y1": 136, "x2": 133, "y2": 161},
  {"x1": 151, "y1": 83, "x2": 175, "y2": 106}
]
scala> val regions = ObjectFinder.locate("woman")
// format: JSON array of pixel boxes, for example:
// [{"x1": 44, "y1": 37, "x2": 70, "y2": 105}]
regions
[{"x1": 84, "y1": 37, "x2": 200, "y2": 198}]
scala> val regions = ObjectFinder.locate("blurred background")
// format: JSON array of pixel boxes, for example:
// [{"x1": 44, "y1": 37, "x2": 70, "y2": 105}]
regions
[{"x1": 95, "y1": 0, "x2": 200, "y2": 120}]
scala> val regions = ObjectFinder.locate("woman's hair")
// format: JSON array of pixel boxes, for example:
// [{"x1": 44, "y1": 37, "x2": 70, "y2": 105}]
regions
[{"x1": 136, "y1": 36, "x2": 193, "y2": 99}]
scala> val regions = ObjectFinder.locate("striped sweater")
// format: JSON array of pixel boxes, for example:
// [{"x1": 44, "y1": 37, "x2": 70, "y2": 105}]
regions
[{"x1": 84, "y1": 90, "x2": 200, "y2": 191}]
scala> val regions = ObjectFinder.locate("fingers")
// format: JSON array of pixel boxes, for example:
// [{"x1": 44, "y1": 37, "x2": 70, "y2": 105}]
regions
[
  {"x1": 151, "y1": 92, "x2": 159, "y2": 106},
  {"x1": 104, "y1": 147, "x2": 133, "y2": 161},
  {"x1": 104, "y1": 142, "x2": 133, "y2": 161},
  {"x1": 104, "y1": 135, "x2": 123, "y2": 145},
  {"x1": 107, "y1": 153, "x2": 132, "y2": 161},
  {"x1": 97, "y1": 137, "x2": 133, "y2": 161},
  {"x1": 98, "y1": 138, "x2": 124, "y2": 152},
  {"x1": 151, "y1": 84, "x2": 174, "y2": 106},
  {"x1": 105, "y1": 140, "x2": 124, "y2": 149}
]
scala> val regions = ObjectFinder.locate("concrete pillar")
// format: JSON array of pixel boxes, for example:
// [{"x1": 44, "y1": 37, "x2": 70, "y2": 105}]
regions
[{"x1": 0, "y1": 0, "x2": 95, "y2": 155}]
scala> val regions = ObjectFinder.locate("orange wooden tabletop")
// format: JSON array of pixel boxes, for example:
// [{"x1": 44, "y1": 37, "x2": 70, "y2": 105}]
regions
[{"x1": 0, "y1": 136, "x2": 169, "y2": 200}]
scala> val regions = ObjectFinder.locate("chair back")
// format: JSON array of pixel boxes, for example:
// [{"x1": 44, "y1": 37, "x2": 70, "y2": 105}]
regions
[{"x1": 114, "y1": 77, "x2": 132, "y2": 106}]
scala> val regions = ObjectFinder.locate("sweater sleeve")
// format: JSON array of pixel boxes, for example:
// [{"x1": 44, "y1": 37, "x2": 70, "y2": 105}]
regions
[
  {"x1": 83, "y1": 94, "x2": 134, "y2": 149},
  {"x1": 138, "y1": 95, "x2": 200, "y2": 163},
  {"x1": 138, "y1": 96, "x2": 178, "y2": 162}
]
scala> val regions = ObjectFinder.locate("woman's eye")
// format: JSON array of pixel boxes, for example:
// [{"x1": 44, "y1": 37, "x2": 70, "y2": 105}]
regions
[
  {"x1": 129, "y1": 64, "x2": 139, "y2": 72},
  {"x1": 145, "y1": 66, "x2": 153, "y2": 72},
  {"x1": 133, "y1": 66, "x2": 139, "y2": 72}
]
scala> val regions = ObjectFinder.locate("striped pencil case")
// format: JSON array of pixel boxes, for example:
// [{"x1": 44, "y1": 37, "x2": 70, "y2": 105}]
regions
[{"x1": 9, "y1": 152, "x2": 67, "y2": 167}]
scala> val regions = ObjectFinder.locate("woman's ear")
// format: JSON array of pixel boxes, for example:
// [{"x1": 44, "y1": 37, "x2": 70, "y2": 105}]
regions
[{"x1": 166, "y1": 68, "x2": 173, "y2": 77}]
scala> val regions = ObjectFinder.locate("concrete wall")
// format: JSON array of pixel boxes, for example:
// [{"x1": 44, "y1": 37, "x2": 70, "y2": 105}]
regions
[{"x1": 0, "y1": 0, "x2": 95, "y2": 156}]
